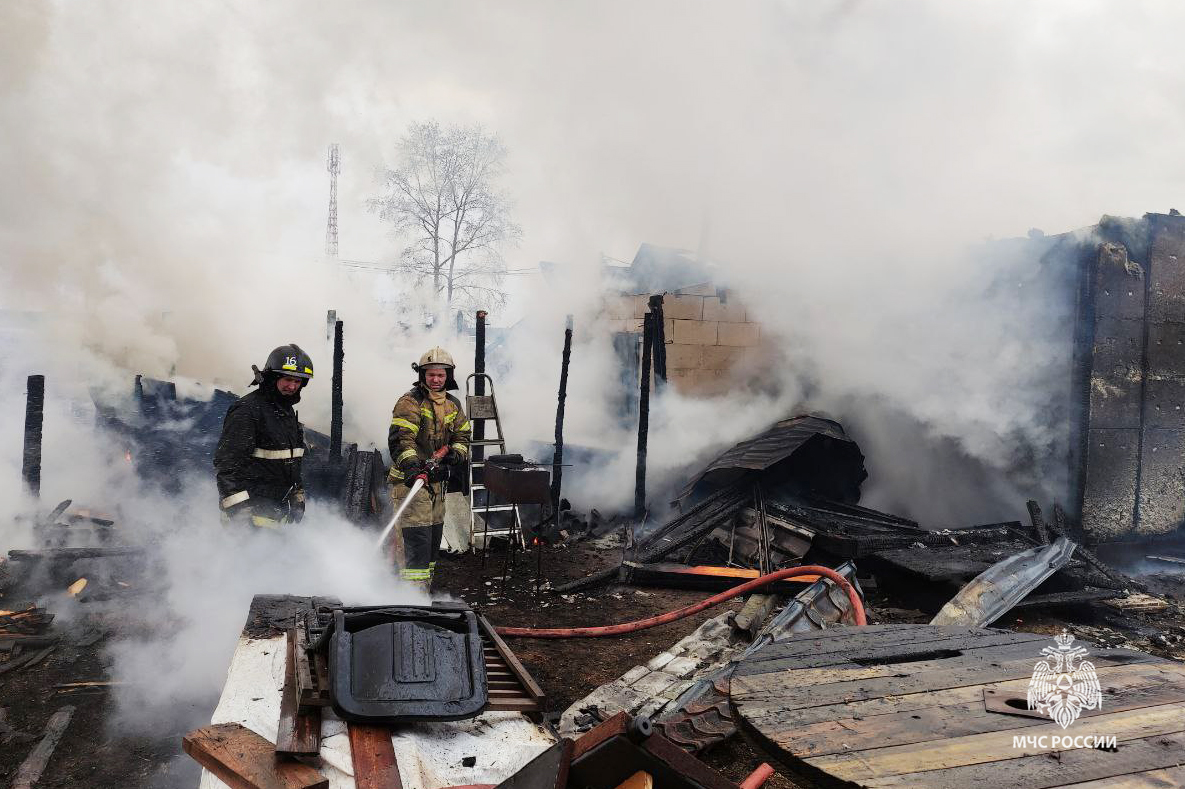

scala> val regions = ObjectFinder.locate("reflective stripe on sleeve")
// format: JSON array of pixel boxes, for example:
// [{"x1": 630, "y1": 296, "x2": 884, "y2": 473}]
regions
[
  {"x1": 250, "y1": 515, "x2": 282, "y2": 529},
  {"x1": 395, "y1": 448, "x2": 419, "y2": 464},
  {"x1": 251, "y1": 447, "x2": 305, "y2": 460},
  {"x1": 444, "y1": 411, "x2": 457, "y2": 425},
  {"x1": 450, "y1": 443, "x2": 469, "y2": 457},
  {"x1": 391, "y1": 417, "x2": 419, "y2": 434},
  {"x1": 220, "y1": 490, "x2": 250, "y2": 509},
  {"x1": 456, "y1": 420, "x2": 471, "y2": 433}
]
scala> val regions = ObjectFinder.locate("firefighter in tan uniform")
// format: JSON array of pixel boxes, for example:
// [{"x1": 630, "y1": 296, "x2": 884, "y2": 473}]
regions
[{"x1": 388, "y1": 347, "x2": 471, "y2": 587}]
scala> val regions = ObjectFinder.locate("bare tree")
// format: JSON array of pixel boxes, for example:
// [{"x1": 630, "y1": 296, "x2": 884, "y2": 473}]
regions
[{"x1": 369, "y1": 122, "x2": 521, "y2": 313}]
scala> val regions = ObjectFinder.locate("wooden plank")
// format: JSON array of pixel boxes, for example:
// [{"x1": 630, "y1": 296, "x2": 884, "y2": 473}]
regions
[
  {"x1": 808, "y1": 706, "x2": 1185, "y2": 782},
  {"x1": 732, "y1": 649, "x2": 1155, "y2": 711},
  {"x1": 737, "y1": 630, "x2": 1050, "y2": 675},
  {"x1": 1105, "y1": 593, "x2": 1170, "y2": 613},
  {"x1": 0, "y1": 635, "x2": 57, "y2": 649},
  {"x1": 0, "y1": 645, "x2": 56, "y2": 676},
  {"x1": 486, "y1": 698, "x2": 544, "y2": 711},
  {"x1": 733, "y1": 663, "x2": 1185, "y2": 727},
  {"x1": 738, "y1": 639, "x2": 1058, "y2": 687},
  {"x1": 1059, "y1": 765, "x2": 1185, "y2": 788},
  {"x1": 11, "y1": 706, "x2": 74, "y2": 789},
  {"x1": 739, "y1": 625, "x2": 1002, "y2": 662},
  {"x1": 782, "y1": 675, "x2": 1185, "y2": 758},
  {"x1": 347, "y1": 723, "x2": 402, "y2": 789},
  {"x1": 863, "y1": 731, "x2": 1185, "y2": 789},
  {"x1": 276, "y1": 629, "x2": 321, "y2": 757},
  {"x1": 182, "y1": 723, "x2": 327, "y2": 789}
]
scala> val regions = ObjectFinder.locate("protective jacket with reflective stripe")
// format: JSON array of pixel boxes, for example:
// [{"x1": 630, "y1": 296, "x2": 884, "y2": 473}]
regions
[
  {"x1": 387, "y1": 383, "x2": 471, "y2": 488},
  {"x1": 214, "y1": 386, "x2": 305, "y2": 509}
]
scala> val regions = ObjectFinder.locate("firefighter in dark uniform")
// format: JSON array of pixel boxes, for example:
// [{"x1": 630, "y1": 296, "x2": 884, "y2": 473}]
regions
[
  {"x1": 214, "y1": 344, "x2": 314, "y2": 528},
  {"x1": 388, "y1": 347, "x2": 471, "y2": 587}
]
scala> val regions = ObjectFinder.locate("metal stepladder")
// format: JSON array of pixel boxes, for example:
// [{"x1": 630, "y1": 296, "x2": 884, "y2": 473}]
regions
[{"x1": 465, "y1": 373, "x2": 524, "y2": 554}]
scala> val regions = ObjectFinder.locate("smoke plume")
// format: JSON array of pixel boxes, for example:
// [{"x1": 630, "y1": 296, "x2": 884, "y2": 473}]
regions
[{"x1": 2, "y1": 0, "x2": 1184, "y2": 731}]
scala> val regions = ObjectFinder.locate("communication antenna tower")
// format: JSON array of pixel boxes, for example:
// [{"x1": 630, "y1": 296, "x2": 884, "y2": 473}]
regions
[{"x1": 326, "y1": 143, "x2": 340, "y2": 257}]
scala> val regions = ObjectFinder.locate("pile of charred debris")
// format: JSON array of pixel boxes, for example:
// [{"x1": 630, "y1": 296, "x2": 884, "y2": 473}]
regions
[{"x1": 536, "y1": 414, "x2": 1185, "y2": 755}]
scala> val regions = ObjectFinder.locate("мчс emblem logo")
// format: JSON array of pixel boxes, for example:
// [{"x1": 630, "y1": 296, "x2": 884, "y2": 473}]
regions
[{"x1": 1027, "y1": 631, "x2": 1103, "y2": 729}]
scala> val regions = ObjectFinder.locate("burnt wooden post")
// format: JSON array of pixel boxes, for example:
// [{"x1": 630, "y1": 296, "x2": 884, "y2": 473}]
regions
[
  {"x1": 473, "y1": 310, "x2": 487, "y2": 465},
  {"x1": 635, "y1": 312, "x2": 654, "y2": 521},
  {"x1": 23, "y1": 375, "x2": 45, "y2": 498},
  {"x1": 649, "y1": 294, "x2": 667, "y2": 386},
  {"x1": 330, "y1": 320, "x2": 344, "y2": 461},
  {"x1": 551, "y1": 316, "x2": 574, "y2": 528}
]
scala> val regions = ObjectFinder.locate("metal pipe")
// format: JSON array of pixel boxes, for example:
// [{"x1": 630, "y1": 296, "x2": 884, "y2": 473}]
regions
[
  {"x1": 634, "y1": 312, "x2": 654, "y2": 521},
  {"x1": 330, "y1": 319, "x2": 344, "y2": 461},
  {"x1": 23, "y1": 375, "x2": 44, "y2": 498}
]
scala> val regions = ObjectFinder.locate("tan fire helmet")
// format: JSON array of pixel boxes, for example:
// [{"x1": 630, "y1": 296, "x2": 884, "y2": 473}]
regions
[
  {"x1": 412, "y1": 346, "x2": 458, "y2": 390},
  {"x1": 413, "y1": 347, "x2": 456, "y2": 371}
]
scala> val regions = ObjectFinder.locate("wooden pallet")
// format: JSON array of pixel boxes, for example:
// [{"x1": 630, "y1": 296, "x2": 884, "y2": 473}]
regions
[{"x1": 731, "y1": 624, "x2": 1185, "y2": 788}]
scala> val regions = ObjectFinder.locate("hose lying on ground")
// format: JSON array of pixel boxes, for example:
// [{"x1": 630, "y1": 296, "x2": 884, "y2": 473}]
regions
[{"x1": 494, "y1": 565, "x2": 867, "y2": 638}]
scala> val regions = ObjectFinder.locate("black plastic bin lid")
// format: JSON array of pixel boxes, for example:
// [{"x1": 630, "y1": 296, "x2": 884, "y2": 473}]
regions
[{"x1": 328, "y1": 604, "x2": 488, "y2": 724}]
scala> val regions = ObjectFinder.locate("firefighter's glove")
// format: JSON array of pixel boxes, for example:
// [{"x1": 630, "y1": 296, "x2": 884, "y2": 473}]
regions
[
  {"x1": 426, "y1": 462, "x2": 449, "y2": 483},
  {"x1": 222, "y1": 500, "x2": 254, "y2": 528},
  {"x1": 403, "y1": 464, "x2": 426, "y2": 488},
  {"x1": 443, "y1": 448, "x2": 465, "y2": 466},
  {"x1": 290, "y1": 488, "x2": 306, "y2": 523}
]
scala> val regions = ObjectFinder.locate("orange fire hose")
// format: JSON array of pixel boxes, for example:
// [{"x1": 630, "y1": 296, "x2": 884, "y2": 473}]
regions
[
  {"x1": 740, "y1": 763, "x2": 776, "y2": 789},
  {"x1": 494, "y1": 566, "x2": 866, "y2": 638}
]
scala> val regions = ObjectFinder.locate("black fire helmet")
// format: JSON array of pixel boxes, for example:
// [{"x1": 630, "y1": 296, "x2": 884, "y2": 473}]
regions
[{"x1": 253, "y1": 344, "x2": 314, "y2": 386}]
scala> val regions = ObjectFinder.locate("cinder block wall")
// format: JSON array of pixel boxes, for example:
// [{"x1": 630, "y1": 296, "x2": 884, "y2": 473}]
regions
[{"x1": 601, "y1": 283, "x2": 765, "y2": 397}]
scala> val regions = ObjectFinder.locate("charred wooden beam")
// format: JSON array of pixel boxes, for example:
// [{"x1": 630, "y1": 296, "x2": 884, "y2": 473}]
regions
[
  {"x1": 22, "y1": 375, "x2": 44, "y2": 498},
  {"x1": 276, "y1": 628, "x2": 321, "y2": 757},
  {"x1": 649, "y1": 294, "x2": 667, "y2": 385},
  {"x1": 551, "y1": 316, "x2": 573, "y2": 525},
  {"x1": 330, "y1": 320, "x2": 344, "y2": 462},
  {"x1": 1025, "y1": 499, "x2": 1050, "y2": 544},
  {"x1": 11, "y1": 705, "x2": 73, "y2": 789},
  {"x1": 635, "y1": 312, "x2": 654, "y2": 521},
  {"x1": 473, "y1": 310, "x2": 487, "y2": 465}
]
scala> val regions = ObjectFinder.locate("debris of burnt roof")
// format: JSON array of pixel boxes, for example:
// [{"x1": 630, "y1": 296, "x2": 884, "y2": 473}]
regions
[
  {"x1": 90, "y1": 375, "x2": 386, "y2": 523},
  {"x1": 677, "y1": 415, "x2": 867, "y2": 505}
]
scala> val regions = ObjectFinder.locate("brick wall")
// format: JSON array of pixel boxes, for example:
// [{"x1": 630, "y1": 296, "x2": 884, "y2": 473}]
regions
[{"x1": 600, "y1": 284, "x2": 765, "y2": 397}]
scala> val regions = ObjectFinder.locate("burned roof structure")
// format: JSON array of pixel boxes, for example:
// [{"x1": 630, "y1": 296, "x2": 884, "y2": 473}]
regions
[{"x1": 677, "y1": 415, "x2": 867, "y2": 504}]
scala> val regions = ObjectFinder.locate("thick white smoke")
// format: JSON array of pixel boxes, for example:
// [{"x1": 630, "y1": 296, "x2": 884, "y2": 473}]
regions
[{"x1": 3, "y1": 0, "x2": 1184, "y2": 731}]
